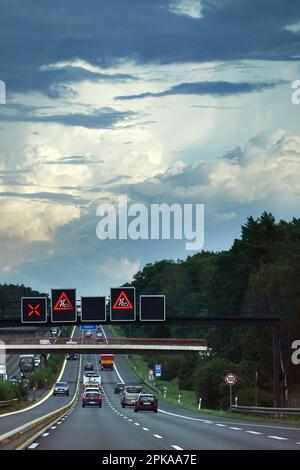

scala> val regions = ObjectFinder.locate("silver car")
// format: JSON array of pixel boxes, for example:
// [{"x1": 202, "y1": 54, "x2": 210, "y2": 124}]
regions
[
  {"x1": 121, "y1": 385, "x2": 143, "y2": 407},
  {"x1": 53, "y1": 381, "x2": 69, "y2": 396}
]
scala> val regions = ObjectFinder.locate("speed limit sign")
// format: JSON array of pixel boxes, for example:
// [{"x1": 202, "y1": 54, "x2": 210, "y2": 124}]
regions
[{"x1": 225, "y1": 372, "x2": 237, "y2": 386}]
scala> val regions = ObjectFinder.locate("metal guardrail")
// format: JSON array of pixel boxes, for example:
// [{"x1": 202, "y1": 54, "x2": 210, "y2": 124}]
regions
[
  {"x1": 0, "y1": 398, "x2": 19, "y2": 408},
  {"x1": 228, "y1": 405, "x2": 300, "y2": 417}
]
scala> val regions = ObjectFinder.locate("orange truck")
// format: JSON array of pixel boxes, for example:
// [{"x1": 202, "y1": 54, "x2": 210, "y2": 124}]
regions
[{"x1": 100, "y1": 354, "x2": 114, "y2": 371}]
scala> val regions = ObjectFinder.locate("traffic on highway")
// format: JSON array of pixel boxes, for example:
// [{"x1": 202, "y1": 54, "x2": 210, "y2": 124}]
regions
[{"x1": 1, "y1": 326, "x2": 300, "y2": 453}]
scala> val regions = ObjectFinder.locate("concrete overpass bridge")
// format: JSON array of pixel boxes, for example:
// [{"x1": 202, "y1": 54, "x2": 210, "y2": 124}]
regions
[{"x1": 0, "y1": 337, "x2": 208, "y2": 355}]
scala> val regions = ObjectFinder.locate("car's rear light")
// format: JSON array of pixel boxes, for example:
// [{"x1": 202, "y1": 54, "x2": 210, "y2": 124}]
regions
[
  {"x1": 96, "y1": 396, "x2": 101, "y2": 400},
  {"x1": 83, "y1": 396, "x2": 88, "y2": 400}
]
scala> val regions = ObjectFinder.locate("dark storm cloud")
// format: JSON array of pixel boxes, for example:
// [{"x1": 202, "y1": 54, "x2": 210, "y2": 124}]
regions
[
  {"x1": 44, "y1": 155, "x2": 105, "y2": 165},
  {"x1": 115, "y1": 80, "x2": 286, "y2": 100},
  {"x1": 0, "y1": 104, "x2": 135, "y2": 129},
  {"x1": 0, "y1": 191, "x2": 88, "y2": 204},
  {"x1": 1, "y1": 1, "x2": 300, "y2": 96}
]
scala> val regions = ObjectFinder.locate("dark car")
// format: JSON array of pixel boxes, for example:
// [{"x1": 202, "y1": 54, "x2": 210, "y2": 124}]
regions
[
  {"x1": 66, "y1": 353, "x2": 78, "y2": 360},
  {"x1": 84, "y1": 362, "x2": 94, "y2": 371},
  {"x1": 134, "y1": 393, "x2": 158, "y2": 413},
  {"x1": 114, "y1": 383, "x2": 125, "y2": 394},
  {"x1": 82, "y1": 390, "x2": 102, "y2": 408},
  {"x1": 53, "y1": 381, "x2": 70, "y2": 396}
]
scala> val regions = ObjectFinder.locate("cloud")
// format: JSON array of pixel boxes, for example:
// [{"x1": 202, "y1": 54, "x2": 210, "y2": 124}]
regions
[
  {"x1": 1, "y1": 1, "x2": 300, "y2": 97},
  {"x1": 112, "y1": 129, "x2": 300, "y2": 208},
  {"x1": 115, "y1": 80, "x2": 286, "y2": 100},
  {"x1": 0, "y1": 191, "x2": 88, "y2": 205},
  {"x1": 0, "y1": 104, "x2": 135, "y2": 129},
  {"x1": 44, "y1": 155, "x2": 105, "y2": 165},
  {"x1": 169, "y1": 0, "x2": 203, "y2": 19}
]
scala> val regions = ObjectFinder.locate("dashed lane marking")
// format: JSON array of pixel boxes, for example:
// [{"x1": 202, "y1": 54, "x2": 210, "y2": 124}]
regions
[
  {"x1": 268, "y1": 435, "x2": 289, "y2": 441},
  {"x1": 28, "y1": 443, "x2": 39, "y2": 449},
  {"x1": 42, "y1": 433, "x2": 50, "y2": 437},
  {"x1": 154, "y1": 434, "x2": 163, "y2": 439},
  {"x1": 246, "y1": 431, "x2": 262, "y2": 435},
  {"x1": 142, "y1": 427, "x2": 149, "y2": 431},
  {"x1": 172, "y1": 445, "x2": 183, "y2": 450}
]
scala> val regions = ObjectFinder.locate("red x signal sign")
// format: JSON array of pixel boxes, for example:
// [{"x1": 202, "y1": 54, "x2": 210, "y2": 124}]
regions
[{"x1": 21, "y1": 297, "x2": 47, "y2": 323}]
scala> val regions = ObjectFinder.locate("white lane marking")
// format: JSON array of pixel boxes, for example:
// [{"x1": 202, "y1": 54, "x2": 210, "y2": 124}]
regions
[
  {"x1": 28, "y1": 443, "x2": 39, "y2": 449},
  {"x1": 0, "y1": 326, "x2": 77, "y2": 418},
  {"x1": 128, "y1": 419, "x2": 132, "y2": 422},
  {"x1": 246, "y1": 431, "x2": 262, "y2": 435},
  {"x1": 172, "y1": 445, "x2": 183, "y2": 450},
  {"x1": 51, "y1": 426, "x2": 56, "y2": 429},
  {"x1": 268, "y1": 435, "x2": 289, "y2": 441},
  {"x1": 134, "y1": 423, "x2": 140, "y2": 426},
  {"x1": 229, "y1": 427, "x2": 242, "y2": 431},
  {"x1": 215, "y1": 423, "x2": 226, "y2": 427},
  {"x1": 296, "y1": 442, "x2": 300, "y2": 445},
  {"x1": 42, "y1": 433, "x2": 50, "y2": 437},
  {"x1": 154, "y1": 434, "x2": 163, "y2": 439},
  {"x1": 57, "y1": 421, "x2": 62, "y2": 425},
  {"x1": 142, "y1": 427, "x2": 149, "y2": 431}
]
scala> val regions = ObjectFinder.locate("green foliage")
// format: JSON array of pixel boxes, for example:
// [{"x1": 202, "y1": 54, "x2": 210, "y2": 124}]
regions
[
  {"x1": 0, "y1": 381, "x2": 27, "y2": 401},
  {"x1": 123, "y1": 212, "x2": 300, "y2": 407}
]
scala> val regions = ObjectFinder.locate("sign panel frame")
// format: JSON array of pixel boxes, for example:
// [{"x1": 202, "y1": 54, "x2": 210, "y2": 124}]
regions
[
  {"x1": 21, "y1": 297, "x2": 48, "y2": 324},
  {"x1": 139, "y1": 295, "x2": 166, "y2": 322},
  {"x1": 51, "y1": 288, "x2": 77, "y2": 323},
  {"x1": 81, "y1": 296, "x2": 106, "y2": 323},
  {"x1": 110, "y1": 287, "x2": 136, "y2": 322}
]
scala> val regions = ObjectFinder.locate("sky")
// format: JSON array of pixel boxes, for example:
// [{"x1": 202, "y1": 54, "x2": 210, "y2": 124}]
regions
[{"x1": 1, "y1": 0, "x2": 300, "y2": 296}]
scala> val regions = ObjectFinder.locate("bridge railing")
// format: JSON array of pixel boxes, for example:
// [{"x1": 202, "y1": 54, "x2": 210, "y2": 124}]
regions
[{"x1": 0, "y1": 337, "x2": 207, "y2": 346}]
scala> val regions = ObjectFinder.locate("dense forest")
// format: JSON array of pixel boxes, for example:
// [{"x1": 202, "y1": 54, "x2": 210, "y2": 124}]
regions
[
  {"x1": 1, "y1": 212, "x2": 300, "y2": 408},
  {"x1": 123, "y1": 212, "x2": 300, "y2": 408}
]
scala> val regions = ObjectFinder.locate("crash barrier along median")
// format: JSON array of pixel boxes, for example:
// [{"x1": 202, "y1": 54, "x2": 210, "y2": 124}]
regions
[{"x1": 0, "y1": 399, "x2": 19, "y2": 408}]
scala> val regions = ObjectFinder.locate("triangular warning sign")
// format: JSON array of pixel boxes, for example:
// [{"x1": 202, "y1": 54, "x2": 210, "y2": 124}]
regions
[
  {"x1": 113, "y1": 291, "x2": 133, "y2": 310},
  {"x1": 54, "y1": 292, "x2": 73, "y2": 311}
]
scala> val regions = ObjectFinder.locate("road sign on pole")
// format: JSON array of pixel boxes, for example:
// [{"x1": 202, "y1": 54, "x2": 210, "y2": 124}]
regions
[
  {"x1": 21, "y1": 297, "x2": 47, "y2": 323},
  {"x1": 51, "y1": 289, "x2": 76, "y2": 323},
  {"x1": 225, "y1": 372, "x2": 237, "y2": 386},
  {"x1": 155, "y1": 364, "x2": 162, "y2": 377},
  {"x1": 139, "y1": 295, "x2": 166, "y2": 321},
  {"x1": 81, "y1": 296, "x2": 106, "y2": 323},
  {"x1": 110, "y1": 287, "x2": 135, "y2": 321},
  {"x1": 225, "y1": 372, "x2": 237, "y2": 407}
]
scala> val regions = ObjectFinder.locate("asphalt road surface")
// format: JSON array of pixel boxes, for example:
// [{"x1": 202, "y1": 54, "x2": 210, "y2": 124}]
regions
[{"x1": 23, "y1": 327, "x2": 300, "y2": 451}]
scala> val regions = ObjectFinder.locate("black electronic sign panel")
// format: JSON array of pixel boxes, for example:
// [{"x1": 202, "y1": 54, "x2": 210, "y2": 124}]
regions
[
  {"x1": 51, "y1": 289, "x2": 76, "y2": 323},
  {"x1": 81, "y1": 296, "x2": 106, "y2": 322},
  {"x1": 140, "y1": 295, "x2": 166, "y2": 321},
  {"x1": 21, "y1": 297, "x2": 47, "y2": 323},
  {"x1": 110, "y1": 287, "x2": 135, "y2": 321}
]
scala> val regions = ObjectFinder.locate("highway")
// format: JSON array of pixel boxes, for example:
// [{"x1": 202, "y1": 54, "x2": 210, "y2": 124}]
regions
[
  {"x1": 0, "y1": 328, "x2": 80, "y2": 435},
  {"x1": 1, "y1": 327, "x2": 300, "y2": 450},
  {"x1": 6, "y1": 326, "x2": 297, "y2": 451}
]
